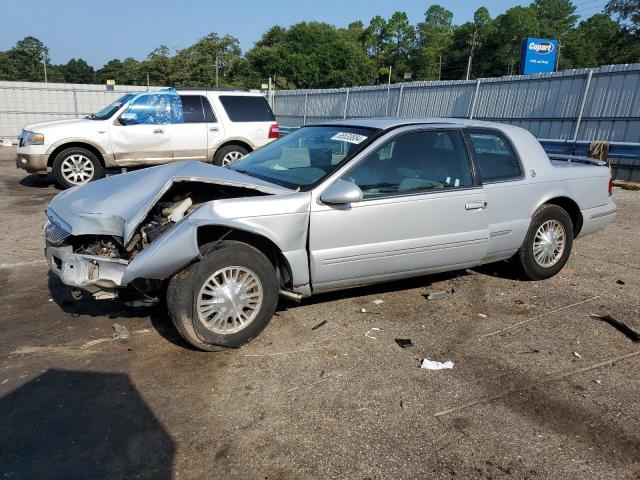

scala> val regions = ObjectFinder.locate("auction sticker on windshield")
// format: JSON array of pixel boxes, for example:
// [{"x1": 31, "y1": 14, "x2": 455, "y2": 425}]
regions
[{"x1": 331, "y1": 132, "x2": 368, "y2": 144}]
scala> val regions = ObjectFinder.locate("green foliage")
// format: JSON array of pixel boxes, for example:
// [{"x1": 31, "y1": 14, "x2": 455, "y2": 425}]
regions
[{"x1": 0, "y1": 2, "x2": 637, "y2": 88}]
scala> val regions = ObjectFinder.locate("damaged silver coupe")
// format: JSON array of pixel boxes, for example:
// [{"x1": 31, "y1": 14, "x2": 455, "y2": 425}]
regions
[{"x1": 45, "y1": 119, "x2": 616, "y2": 350}]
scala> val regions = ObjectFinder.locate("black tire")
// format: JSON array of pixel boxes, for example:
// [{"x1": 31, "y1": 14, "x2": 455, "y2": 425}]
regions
[
  {"x1": 514, "y1": 204, "x2": 574, "y2": 280},
  {"x1": 166, "y1": 241, "x2": 279, "y2": 351},
  {"x1": 52, "y1": 147, "x2": 104, "y2": 189},
  {"x1": 213, "y1": 144, "x2": 248, "y2": 167}
]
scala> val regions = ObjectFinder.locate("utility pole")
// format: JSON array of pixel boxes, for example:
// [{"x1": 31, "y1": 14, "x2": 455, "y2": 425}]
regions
[
  {"x1": 438, "y1": 55, "x2": 442, "y2": 81},
  {"x1": 466, "y1": 29, "x2": 479, "y2": 81},
  {"x1": 215, "y1": 54, "x2": 219, "y2": 88},
  {"x1": 146, "y1": 73, "x2": 150, "y2": 88},
  {"x1": 43, "y1": 56, "x2": 48, "y2": 83},
  {"x1": 385, "y1": 65, "x2": 392, "y2": 117}
]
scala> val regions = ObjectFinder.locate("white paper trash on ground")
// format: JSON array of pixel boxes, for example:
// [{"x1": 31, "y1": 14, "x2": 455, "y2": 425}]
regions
[{"x1": 421, "y1": 358, "x2": 454, "y2": 370}]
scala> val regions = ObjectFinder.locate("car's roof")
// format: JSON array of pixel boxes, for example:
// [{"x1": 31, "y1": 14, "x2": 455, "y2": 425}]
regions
[
  {"x1": 317, "y1": 117, "x2": 512, "y2": 131},
  {"x1": 176, "y1": 88, "x2": 264, "y2": 96}
]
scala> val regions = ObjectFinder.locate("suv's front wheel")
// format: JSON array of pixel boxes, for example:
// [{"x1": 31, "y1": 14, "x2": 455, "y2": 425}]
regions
[
  {"x1": 167, "y1": 241, "x2": 279, "y2": 351},
  {"x1": 52, "y1": 147, "x2": 104, "y2": 189}
]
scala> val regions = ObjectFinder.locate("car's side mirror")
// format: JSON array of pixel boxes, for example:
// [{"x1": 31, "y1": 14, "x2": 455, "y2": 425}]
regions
[
  {"x1": 119, "y1": 111, "x2": 139, "y2": 125},
  {"x1": 320, "y1": 180, "x2": 363, "y2": 205}
]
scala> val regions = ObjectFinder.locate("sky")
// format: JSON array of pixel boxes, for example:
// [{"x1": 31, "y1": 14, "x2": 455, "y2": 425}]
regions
[{"x1": 0, "y1": 0, "x2": 600, "y2": 67}]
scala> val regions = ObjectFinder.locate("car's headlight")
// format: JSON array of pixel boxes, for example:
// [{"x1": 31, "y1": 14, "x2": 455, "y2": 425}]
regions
[{"x1": 22, "y1": 130, "x2": 45, "y2": 146}]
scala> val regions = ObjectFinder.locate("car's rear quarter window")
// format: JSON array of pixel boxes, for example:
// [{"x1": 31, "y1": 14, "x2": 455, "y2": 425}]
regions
[
  {"x1": 467, "y1": 130, "x2": 522, "y2": 182},
  {"x1": 219, "y1": 95, "x2": 275, "y2": 122}
]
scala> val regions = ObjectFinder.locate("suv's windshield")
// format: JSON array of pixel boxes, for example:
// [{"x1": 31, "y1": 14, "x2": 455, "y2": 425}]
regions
[
  {"x1": 87, "y1": 94, "x2": 135, "y2": 120},
  {"x1": 229, "y1": 126, "x2": 378, "y2": 190}
]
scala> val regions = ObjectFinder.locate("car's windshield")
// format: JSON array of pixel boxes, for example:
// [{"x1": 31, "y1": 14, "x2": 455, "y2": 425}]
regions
[
  {"x1": 87, "y1": 94, "x2": 135, "y2": 120},
  {"x1": 228, "y1": 126, "x2": 378, "y2": 190}
]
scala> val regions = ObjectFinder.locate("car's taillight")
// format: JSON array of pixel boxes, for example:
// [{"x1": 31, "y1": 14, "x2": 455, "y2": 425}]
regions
[
  {"x1": 608, "y1": 178, "x2": 613, "y2": 196},
  {"x1": 268, "y1": 124, "x2": 280, "y2": 139}
]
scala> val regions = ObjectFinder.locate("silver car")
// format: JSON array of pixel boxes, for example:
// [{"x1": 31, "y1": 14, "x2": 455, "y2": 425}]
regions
[{"x1": 44, "y1": 118, "x2": 616, "y2": 350}]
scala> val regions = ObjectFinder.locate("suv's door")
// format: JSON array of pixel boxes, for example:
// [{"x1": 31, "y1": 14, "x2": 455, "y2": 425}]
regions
[
  {"x1": 166, "y1": 95, "x2": 208, "y2": 162},
  {"x1": 308, "y1": 128, "x2": 489, "y2": 292},
  {"x1": 202, "y1": 94, "x2": 225, "y2": 162},
  {"x1": 108, "y1": 91, "x2": 178, "y2": 166}
]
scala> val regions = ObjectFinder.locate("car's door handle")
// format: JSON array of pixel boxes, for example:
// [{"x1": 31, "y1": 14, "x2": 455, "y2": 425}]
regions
[
  {"x1": 466, "y1": 201, "x2": 488, "y2": 210},
  {"x1": 153, "y1": 128, "x2": 164, "y2": 134},
  {"x1": 209, "y1": 127, "x2": 219, "y2": 132}
]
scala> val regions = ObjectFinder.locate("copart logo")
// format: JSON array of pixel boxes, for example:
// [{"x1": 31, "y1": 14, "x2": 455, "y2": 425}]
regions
[{"x1": 528, "y1": 41, "x2": 555, "y2": 55}]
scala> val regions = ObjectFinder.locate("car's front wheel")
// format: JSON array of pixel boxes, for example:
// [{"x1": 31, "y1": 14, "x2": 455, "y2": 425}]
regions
[
  {"x1": 514, "y1": 204, "x2": 574, "y2": 280},
  {"x1": 52, "y1": 147, "x2": 104, "y2": 189},
  {"x1": 167, "y1": 241, "x2": 279, "y2": 351}
]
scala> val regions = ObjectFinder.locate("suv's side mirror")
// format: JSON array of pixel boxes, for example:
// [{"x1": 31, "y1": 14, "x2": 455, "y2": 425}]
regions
[
  {"x1": 119, "y1": 111, "x2": 139, "y2": 125},
  {"x1": 320, "y1": 180, "x2": 363, "y2": 205}
]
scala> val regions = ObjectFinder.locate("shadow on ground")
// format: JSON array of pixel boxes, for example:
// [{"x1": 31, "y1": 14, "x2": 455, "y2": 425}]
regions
[{"x1": 0, "y1": 369, "x2": 175, "y2": 479}]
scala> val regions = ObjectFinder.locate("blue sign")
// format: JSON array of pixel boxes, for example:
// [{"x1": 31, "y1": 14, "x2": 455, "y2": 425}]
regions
[{"x1": 519, "y1": 38, "x2": 558, "y2": 74}]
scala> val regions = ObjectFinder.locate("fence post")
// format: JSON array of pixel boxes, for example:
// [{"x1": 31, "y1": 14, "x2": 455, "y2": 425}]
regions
[
  {"x1": 302, "y1": 92, "x2": 308, "y2": 126},
  {"x1": 572, "y1": 69, "x2": 593, "y2": 141},
  {"x1": 395, "y1": 83, "x2": 405, "y2": 117},
  {"x1": 468, "y1": 79, "x2": 481, "y2": 119},
  {"x1": 73, "y1": 88, "x2": 78, "y2": 118},
  {"x1": 343, "y1": 88, "x2": 350, "y2": 119}
]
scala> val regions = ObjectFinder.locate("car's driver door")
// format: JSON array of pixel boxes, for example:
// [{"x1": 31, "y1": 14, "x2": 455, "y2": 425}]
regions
[{"x1": 308, "y1": 128, "x2": 490, "y2": 293}]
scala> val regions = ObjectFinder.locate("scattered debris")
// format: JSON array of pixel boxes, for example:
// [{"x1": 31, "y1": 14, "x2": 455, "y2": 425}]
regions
[
  {"x1": 425, "y1": 288, "x2": 454, "y2": 301},
  {"x1": 573, "y1": 351, "x2": 582, "y2": 359},
  {"x1": 594, "y1": 379, "x2": 602, "y2": 385},
  {"x1": 591, "y1": 314, "x2": 640, "y2": 342},
  {"x1": 359, "y1": 308, "x2": 381, "y2": 316},
  {"x1": 478, "y1": 313, "x2": 487, "y2": 318},
  {"x1": 311, "y1": 320, "x2": 327, "y2": 331},
  {"x1": 1, "y1": 379, "x2": 8, "y2": 384},
  {"x1": 123, "y1": 298, "x2": 159, "y2": 308},
  {"x1": 48, "y1": 298, "x2": 53, "y2": 302},
  {"x1": 515, "y1": 299, "x2": 528, "y2": 306},
  {"x1": 373, "y1": 299, "x2": 384, "y2": 305},
  {"x1": 616, "y1": 279, "x2": 625, "y2": 285},
  {"x1": 365, "y1": 327, "x2": 381, "y2": 339},
  {"x1": 113, "y1": 323, "x2": 130, "y2": 339},
  {"x1": 480, "y1": 296, "x2": 601, "y2": 338},
  {"x1": 394, "y1": 338, "x2": 413, "y2": 349},
  {"x1": 434, "y1": 350, "x2": 640, "y2": 417},
  {"x1": 360, "y1": 308, "x2": 367, "y2": 313},
  {"x1": 421, "y1": 358, "x2": 454, "y2": 370}
]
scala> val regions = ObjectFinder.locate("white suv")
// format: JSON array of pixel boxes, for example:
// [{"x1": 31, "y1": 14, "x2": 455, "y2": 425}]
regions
[{"x1": 16, "y1": 88, "x2": 279, "y2": 188}]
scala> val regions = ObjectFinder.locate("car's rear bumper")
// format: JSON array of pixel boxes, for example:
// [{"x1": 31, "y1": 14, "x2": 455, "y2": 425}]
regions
[
  {"x1": 46, "y1": 244, "x2": 129, "y2": 296},
  {"x1": 578, "y1": 197, "x2": 617, "y2": 238},
  {"x1": 16, "y1": 152, "x2": 49, "y2": 173}
]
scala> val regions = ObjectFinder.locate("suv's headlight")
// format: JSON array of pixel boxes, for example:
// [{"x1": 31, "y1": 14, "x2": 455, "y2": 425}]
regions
[{"x1": 22, "y1": 130, "x2": 45, "y2": 146}]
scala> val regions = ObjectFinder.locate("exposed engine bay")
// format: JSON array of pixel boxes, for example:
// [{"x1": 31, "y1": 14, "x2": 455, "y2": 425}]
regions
[{"x1": 67, "y1": 181, "x2": 268, "y2": 261}]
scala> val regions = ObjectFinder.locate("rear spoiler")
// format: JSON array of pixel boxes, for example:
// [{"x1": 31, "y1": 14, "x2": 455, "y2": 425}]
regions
[{"x1": 547, "y1": 153, "x2": 607, "y2": 167}]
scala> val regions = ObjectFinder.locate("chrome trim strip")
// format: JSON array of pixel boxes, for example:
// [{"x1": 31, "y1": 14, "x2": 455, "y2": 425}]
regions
[{"x1": 591, "y1": 209, "x2": 617, "y2": 219}]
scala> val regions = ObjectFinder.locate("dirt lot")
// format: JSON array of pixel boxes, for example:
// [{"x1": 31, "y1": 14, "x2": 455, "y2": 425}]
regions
[{"x1": 1, "y1": 146, "x2": 639, "y2": 480}]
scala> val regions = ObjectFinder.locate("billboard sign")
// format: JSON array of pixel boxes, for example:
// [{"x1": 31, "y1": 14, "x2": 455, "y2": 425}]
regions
[{"x1": 519, "y1": 38, "x2": 558, "y2": 74}]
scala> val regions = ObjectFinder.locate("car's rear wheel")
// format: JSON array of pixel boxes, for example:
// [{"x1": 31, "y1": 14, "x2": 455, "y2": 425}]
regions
[
  {"x1": 52, "y1": 147, "x2": 104, "y2": 189},
  {"x1": 514, "y1": 204, "x2": 574, "y2": 280},
  {"x1": 167, "y1": 241, "x2": 279, "y2": 351},
  {"x1": 213, "y1": 145, "x2": 248, "y2": 167}
]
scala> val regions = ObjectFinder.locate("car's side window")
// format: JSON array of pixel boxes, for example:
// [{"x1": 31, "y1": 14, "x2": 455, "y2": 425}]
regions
[
  {"x1": 123, "y1": 93, "x2": 183, "y2": 125},
  {"x1": 202, "y1": 96, "x2": 217, "y2": 123},
  {"x1": 180, "y1": 95, "x2": 205, "y2": 123},
  {"x1": 467, "y1": 130, "x2": 522, "y2": 182},
  {"x1": 344, "y1": 130, "x2": 473, "y2": 199}
]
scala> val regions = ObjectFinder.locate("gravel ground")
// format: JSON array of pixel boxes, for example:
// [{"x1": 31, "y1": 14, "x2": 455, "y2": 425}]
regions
[{"x1": 1, "y1": 147, "x2": 639, "y2": 480}]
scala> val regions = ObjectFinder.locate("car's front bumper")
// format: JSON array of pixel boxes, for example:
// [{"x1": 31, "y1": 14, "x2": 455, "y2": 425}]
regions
[
  {"x1": 46, "y1": 244, "x2": 129, "y2": 296},
  {"x1": 16, "y1": 151, "x2": 49, "y2": 173}
]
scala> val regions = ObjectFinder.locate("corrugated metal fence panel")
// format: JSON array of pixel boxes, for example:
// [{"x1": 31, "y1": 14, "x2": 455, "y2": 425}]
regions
[
  {"x1": 273, "y1": 64, "x2": 640, "y2": 143},
  {"x1": 0, "y1": 81, "x2": 152, "y2": 138},
  {"x1": 399, "y1": 81, "x2": 476, "y2": 117}
]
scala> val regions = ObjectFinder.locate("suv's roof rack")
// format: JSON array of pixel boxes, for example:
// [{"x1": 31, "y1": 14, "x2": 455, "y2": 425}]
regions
[{"x1": 174, "y1": 86, "x2": 251, "y2": 92}]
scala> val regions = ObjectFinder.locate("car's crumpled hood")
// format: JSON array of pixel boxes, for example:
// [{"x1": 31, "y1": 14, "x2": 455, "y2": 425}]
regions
[{"x1": 47, "y1": 161, "x2": 292, "y2": 244}]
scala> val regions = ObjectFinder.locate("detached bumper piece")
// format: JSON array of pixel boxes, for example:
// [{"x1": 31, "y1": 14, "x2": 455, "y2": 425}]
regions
[{"x1": 46, "y1": 245, "x2": 129, "y2": 298}]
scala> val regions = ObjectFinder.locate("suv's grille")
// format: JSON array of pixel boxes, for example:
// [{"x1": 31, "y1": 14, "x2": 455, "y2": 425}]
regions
[{"x1": 45, "y1": 219, "x2": 71, "y2": 245}]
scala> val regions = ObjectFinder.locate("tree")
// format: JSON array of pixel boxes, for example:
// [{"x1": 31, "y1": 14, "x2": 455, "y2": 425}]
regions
[
  {"x1": 606, "y1": 0, "x2": 640, "y2": 33},
  {"x1": 363, "y1": 16, "x2": 391, "y2": 82},
  {"x1": 386, "y1": 12, "x2": 416, "y2": 81},
  {"x1": 7, "y1": 36, "x2": 49, "y2": 81},
  {"x1": 62, "y1": 58, "x2": 95, "y2": 83},
  {"x1": 415, "y1": 5, "x2": 454, "y2": 80},
  {"x1": 247, "y1": 22, "x2": 374, "y2": 88}
]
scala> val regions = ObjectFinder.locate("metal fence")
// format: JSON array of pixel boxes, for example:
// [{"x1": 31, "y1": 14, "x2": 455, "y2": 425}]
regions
[
  {"x1": 272, "y1": 64, "x2": 640, "y2": 143},
  {"x1": 0, "y1": 81, "x2": 156, "y2": 139}
]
